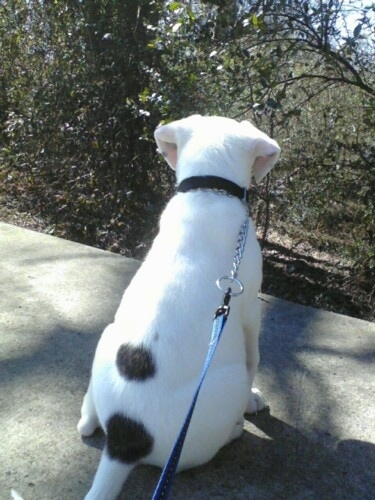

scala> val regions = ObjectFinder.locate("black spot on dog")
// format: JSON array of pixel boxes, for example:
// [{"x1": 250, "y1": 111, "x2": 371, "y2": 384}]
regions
[
  {"x1": 116, "y1": 343, "x2": 156, "y2": 381},
  {"x1": 106, "y1": 413, "x2": 154, "y2": 463}
]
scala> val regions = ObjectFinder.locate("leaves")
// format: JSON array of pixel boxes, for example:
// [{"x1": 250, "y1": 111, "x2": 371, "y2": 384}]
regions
[
  {"x1": 168, "y1": 2, "x2": 182, "y2": 12},
  {"x1": 353, "y1": 23, "x2": 362, "y2": 38}
]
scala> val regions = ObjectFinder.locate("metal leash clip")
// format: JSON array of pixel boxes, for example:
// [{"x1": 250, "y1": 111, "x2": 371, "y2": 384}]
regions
[{"x1": 214, "y1": 287, "x2": 232, "y2": 318}]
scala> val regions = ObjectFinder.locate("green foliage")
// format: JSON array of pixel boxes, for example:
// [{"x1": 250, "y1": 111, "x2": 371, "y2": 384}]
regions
[
  {"x1": 0, "y1": 0, "x2": 374, "y2": 315},
  {"x1": 0, "y1": 0, "x2": 175, "y2": 250}
]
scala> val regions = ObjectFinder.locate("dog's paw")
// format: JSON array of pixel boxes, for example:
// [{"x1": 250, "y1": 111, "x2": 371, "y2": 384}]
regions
[
  {"x1": 77, "y1": 416, "x2": 99, "y2": 437},
  {"x1": 245, "y1": 388, "x2": 267, "y2": 414},
  {"x1": 226, "y1": 418, "x2": 245, "y2": 444}
]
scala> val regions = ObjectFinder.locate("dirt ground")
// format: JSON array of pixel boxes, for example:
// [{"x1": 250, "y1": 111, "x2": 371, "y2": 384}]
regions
[
  {"x1": 1, "y1": 194, "x2": 373, "y2": 322},
  {"x1": 261, "y1": 228, "x2": 373, "y2": 320}
]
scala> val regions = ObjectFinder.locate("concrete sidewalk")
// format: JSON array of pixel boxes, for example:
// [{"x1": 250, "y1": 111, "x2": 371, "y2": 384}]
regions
[{"x1": 1, "y1": 221, "x2": 374, "y2": 500}]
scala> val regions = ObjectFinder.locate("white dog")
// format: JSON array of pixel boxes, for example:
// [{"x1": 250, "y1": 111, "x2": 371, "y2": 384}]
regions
[{"x1": 78, "y1": 115, "x2": 280, "y2": 499}]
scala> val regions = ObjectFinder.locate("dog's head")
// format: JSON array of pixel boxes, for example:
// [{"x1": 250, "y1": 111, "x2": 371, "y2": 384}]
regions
[{"x1": 154, "y1": 115, "x2": 280, "y2": 185}]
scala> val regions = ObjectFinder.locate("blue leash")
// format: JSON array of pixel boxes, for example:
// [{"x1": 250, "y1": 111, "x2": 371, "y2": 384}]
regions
[{"x1": 151, "y1": 290, "x2": 232, "y2": 500}]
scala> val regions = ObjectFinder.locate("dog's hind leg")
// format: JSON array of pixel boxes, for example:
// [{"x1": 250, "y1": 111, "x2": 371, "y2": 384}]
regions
[{"x1": 77, "y1": 378, "x2": 100, "y2": 437}]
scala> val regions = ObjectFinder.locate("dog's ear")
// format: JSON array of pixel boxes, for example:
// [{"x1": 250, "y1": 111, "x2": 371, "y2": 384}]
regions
[
  {"x1": 252, "y1": 137, "x2": 280, "y2": 183},
  {"x1": 241, "y1": 121, "x2": 280, "y2": 183},
  {"x1": 154, "y1": 123, "x2": 178, "y2": 170}
]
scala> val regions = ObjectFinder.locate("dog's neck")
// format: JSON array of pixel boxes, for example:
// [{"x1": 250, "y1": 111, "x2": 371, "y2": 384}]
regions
[{"x1": 176, "y1": 176, "x2": 249, "y2": 204}]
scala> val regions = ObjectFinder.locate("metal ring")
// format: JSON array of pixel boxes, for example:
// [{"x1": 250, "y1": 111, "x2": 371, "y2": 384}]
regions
[{"x1": 216, "y1": 276, "x2": 244, "y2": 296}]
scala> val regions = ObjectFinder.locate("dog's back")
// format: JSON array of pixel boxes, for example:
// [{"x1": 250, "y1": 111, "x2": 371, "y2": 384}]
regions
[{"x1": 92, "y1": 190, "x2": 258, "y2": 465}]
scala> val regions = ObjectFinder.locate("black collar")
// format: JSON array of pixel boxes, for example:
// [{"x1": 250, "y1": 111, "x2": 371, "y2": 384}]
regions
[{"x1": 176, "y1": 176, "x2": 249, "y2": 204}]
